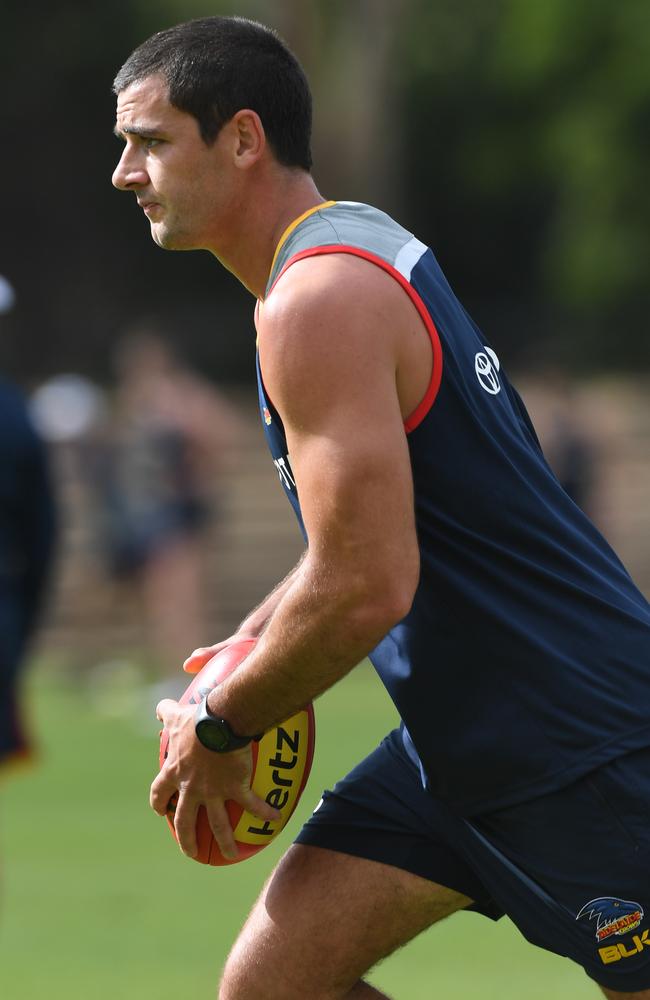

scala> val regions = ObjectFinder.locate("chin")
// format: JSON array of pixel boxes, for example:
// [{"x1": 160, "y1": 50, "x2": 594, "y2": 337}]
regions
[
  {"x1": 151, "y1": 226, "x2": 195, "y2": 252},
  {"x1": 151, "y1": 226, "x2": 173, "y2": 250}
]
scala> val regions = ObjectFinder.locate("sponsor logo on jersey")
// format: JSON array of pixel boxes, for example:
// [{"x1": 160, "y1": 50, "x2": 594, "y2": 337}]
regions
[
  {"x1": 263, "y1": 406, "x2": 272, "y2": 425},
  {"x1": 475, "y1": 346, "x2": 501, "y2": 395},
  {"x1": 274, "y1": 454, "x2": 296, "y2": 491},
  {"x1": 577, "y1": 897, "x2": 644, "y2": 942}
]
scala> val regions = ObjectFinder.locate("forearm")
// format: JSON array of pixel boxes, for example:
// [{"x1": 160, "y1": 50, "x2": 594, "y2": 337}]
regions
[
  {"x1": 235, "y1": 552, "x2": 306, "y2": 638},
  {"x1": 208, "y1": 551, "x2": 407, "y2": 736}
]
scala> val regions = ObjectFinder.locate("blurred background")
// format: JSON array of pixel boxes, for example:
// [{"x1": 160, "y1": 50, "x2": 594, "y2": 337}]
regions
[
  {"x1": 3, "y1": 0, "x2": 650, "y2": 658},
  {"x1": 1, "y1": 1, "x2": 649, "y2": 997}
]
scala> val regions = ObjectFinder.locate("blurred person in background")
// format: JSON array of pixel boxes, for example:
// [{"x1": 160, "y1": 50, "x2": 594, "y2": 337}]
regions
[
  {"x1": 93, "y1": 328, "x2": 238, "y2": 684},
  {"x1": 0, "y1": 275, "x2": 56, "y2": 793},
  {"x1": 542, "y1": 369, "x2": 597, "y2": 518},
  {"x1": 112, "y1": 17, "x2": 650, "y2": 1000}
]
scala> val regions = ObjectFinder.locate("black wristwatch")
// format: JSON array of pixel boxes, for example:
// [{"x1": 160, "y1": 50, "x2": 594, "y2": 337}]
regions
[{"x1": 194, "y1": 697, "x2": 260, "y2": 753}]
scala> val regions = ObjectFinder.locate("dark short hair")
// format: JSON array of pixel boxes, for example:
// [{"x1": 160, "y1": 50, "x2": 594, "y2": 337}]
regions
[{"x1": 113, "y1": 16, "x2": 312, "y2": 170}]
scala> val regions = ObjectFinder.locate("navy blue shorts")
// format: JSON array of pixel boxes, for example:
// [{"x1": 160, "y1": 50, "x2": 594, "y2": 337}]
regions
[{"x1": 296, "y1": 728, "x2": 650, "y2": 992}]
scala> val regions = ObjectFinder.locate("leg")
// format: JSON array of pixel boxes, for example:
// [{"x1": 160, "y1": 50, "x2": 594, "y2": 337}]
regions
[
  {"x1": 141, "y1": 535, "x2": 205, "y2": 675},
  {"x1": 219, "y1": 844, "x2": 472, "y2": 1000}
]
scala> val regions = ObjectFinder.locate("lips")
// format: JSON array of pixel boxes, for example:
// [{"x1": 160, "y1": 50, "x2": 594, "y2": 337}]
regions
[{"x1": 137, "y1": 200, "x2": 161, "y2": 215}]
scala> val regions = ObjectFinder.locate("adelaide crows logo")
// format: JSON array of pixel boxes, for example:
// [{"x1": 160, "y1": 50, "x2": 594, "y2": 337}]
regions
[{"x1": 576, "y1": 897, "x2": 644, "y2": 941}]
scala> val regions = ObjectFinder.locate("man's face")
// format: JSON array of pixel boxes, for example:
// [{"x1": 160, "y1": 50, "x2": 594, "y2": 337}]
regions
[{"x1": 113, "y1": 75, "x2": 233, "y2": 251}]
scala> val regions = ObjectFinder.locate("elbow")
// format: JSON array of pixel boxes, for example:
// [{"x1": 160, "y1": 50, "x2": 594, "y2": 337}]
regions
[
  {"x1": 347, "y1": 555, "x2": 419, "y2": 647},
  {"x1": 303, "y1": 539, "x2": 419, "y2": 650},
  {"x1": 377, "y1": 577, "x2": 418, "y2": 632}
]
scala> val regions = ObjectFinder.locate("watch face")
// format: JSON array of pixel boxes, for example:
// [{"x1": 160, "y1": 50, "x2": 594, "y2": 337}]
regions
[{"x1": 196, "y1": 717, "x2": 230, "y2": 752}]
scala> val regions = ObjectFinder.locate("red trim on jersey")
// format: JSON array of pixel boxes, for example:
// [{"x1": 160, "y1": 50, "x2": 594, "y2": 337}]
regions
[{"x1": 267, "y1": 245, "x2": 443, "y2": 432}]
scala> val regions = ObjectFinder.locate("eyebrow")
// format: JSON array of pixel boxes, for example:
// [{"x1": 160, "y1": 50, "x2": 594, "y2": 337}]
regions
[{"x1": 113, "y1": 123, "x2": 162, "y2": 139}]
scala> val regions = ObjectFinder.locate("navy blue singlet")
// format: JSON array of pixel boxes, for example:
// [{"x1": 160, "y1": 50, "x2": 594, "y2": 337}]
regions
[{"x1": 256, "y1": 200, "x2": 650, "y2": 816}]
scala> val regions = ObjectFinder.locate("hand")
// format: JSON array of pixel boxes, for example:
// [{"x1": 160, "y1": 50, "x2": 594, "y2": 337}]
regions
[
  {"x1": 151, "y1": 698, "x2": 280, "y2": 860},
  {"x1": 182, "y1": 633, "x2": 258, "y2": 674}
]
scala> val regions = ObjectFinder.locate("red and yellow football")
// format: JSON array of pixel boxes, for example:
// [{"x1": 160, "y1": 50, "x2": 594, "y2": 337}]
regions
[{"x1": 159, "y1": 638, "x2": 316, "y2": 866}]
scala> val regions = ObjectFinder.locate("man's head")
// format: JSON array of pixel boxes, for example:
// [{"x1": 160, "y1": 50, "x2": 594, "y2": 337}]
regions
[{"x1": 113, "y1": 16, "x2": 312, "y2": 170}]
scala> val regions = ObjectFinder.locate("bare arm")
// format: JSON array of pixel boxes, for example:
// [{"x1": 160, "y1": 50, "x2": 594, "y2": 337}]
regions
[
  {"x1": 206, "y1": 254, "x2": 424, "y2": 733},
  {"x1": 152, "y1": 253, "x2": 431, "y2": 858}
]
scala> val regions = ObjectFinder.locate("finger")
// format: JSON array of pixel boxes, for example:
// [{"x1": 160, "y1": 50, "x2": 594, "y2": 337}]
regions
[
  {"x1": 182, "y1": 635, "x2": 258, "y2": 674},
  {"x1": 172, "y1": 789, "x2": 199, "y2": 858},
  {"x1": 239, "y1": 789, "x2": 282, "y2": 825},
  {"x1": 205, "y1": 799, "x2": 239, "y2": 862},
  {"x1": 155, "y1": 698, "x2": 179, "y2": 723},
  {"x1": 150, "y1": 769, "x2": 177, "y2": 817},
  {"x1": 182, "y1": 646, "x2": 221, "y2": 674}
]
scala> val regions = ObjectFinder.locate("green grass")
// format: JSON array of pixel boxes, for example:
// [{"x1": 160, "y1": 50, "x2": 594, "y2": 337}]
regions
[{"x1": 0, "y1": 658, "x2": 600, "y2": 999}]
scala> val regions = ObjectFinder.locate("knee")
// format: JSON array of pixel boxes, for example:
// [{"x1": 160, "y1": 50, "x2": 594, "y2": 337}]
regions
[
  {"x1": 218, "y1": 933, "x2": 334, "y2": 1000},
  {"x1": 219, "y1": 935, "x2": 274, "y2": 1000},
  {"x1": 218, "y1": 943, "x2": 251, "y2": 1000}
]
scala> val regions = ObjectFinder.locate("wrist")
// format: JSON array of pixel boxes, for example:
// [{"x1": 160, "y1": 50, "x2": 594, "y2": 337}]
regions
[{"x1": 194, "y1": 696, "x2": 262, "y2": 753}]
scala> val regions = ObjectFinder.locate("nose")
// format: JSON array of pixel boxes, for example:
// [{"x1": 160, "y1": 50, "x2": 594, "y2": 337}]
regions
[{"x1": 112, "y1": 145, "x2": 148, "y2": 190}]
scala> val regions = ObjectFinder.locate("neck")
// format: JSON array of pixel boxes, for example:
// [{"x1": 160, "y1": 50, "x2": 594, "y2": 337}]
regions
[{"x1": 209, "y1": 169, "x2": 326, "y2": 299}]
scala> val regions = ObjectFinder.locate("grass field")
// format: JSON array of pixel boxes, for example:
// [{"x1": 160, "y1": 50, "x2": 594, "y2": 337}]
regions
[{"x1": 0, "y1": 657, "x2": 600, "y2": 999}]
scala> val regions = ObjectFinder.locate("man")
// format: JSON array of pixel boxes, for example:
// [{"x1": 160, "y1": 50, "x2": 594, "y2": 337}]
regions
[
  {"x1": 92, "y1": 327, "x2": 239, "y2": 679},
  {"x1": 0, "y1": 369, "x2": 56, "y2": 921},
  {"x1": 0, "y1": 379, "x2": 56, "y2": 772},
  {"x1": 112, "y1": 17, "x2": 650, "y2": 999},
  {"x1": 0, "y1": 282, "x2": 56, "y2": 779}
]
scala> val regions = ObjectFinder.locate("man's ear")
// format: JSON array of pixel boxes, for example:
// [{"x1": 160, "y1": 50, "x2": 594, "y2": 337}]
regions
[{"x1": 231, "y1": 109, "x2": 266, "y2": 168}]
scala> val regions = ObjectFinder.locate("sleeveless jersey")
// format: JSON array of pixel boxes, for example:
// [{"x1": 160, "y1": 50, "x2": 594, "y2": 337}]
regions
[{"x1": 256, "y1": 200, "x2": 650, "y2": 816}]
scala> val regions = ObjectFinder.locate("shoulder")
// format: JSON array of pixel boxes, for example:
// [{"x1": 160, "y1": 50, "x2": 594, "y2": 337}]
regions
[
  {"x1": 259, "y1": 256, "x2": 391, "y2": 383},
  {"x1": 265, "y1": 251, "x2": 374, "y2": 309},
  {"x1": 259, "y1": 251, "x2": 420, "y2": 360},
  {"x1": 256, "y1": 253, "x2": 424, "y2": 434}
]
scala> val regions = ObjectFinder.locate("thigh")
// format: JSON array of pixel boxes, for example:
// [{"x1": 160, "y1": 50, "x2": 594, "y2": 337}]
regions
[
  {"x1": 220, "y1": 843, "x2": 470, "y2": 1000},
  {"x1": 296, "y1": 728, "x2": 501, "y2": 918}
]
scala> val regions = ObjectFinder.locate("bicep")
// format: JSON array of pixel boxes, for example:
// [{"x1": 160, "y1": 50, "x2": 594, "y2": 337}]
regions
[
  {"x1": 286, "y1": 374, "x2": 415, "y2": 572},
  {"x1": 259, "y1": 269, "x2": 419, "y2": 583}
]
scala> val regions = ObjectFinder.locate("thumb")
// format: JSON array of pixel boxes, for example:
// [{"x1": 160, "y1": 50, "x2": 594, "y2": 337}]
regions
[
  {"x1": 182, "y1": 646, "x2": 222, "y2": 674},
  {"x1": 182, "y1": 635, "x2": 257, "y2": 674},
  {"x1": 156, "y1": 698, "x2": 180, "y2": 724}
]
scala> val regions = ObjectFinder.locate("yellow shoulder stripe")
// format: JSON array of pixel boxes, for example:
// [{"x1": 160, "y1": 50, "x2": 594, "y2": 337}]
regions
[{"x1": 269, "y1": 200, "x2": 337, "y2": 280}]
